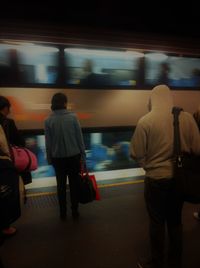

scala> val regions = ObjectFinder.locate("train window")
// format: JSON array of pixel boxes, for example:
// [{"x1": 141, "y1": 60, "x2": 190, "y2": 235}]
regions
[
  {"x1": 0, "y1": 42, "x2": 59, "y2": 86},
  {"x1": 64, "y1": 48, "x2": 144, "y2": 88},
  {"x1": 0, "y1": 44, "x2": 21, "y2": 85},
  {"x1": 145, "y1": 52, "x2": 200, "y2": 88},
  {"x1": 84, "y1": 131, "x2": 138, "y2": 171},
  {"x1": 1, "y1": 40, "x2": 200, "y2": 90},
  {"x1": 25, "y1": 129, "x2": 138, "y2": 179},
  {"x1": 167, "y1": 56, "x2": 200, "y2": 87}
]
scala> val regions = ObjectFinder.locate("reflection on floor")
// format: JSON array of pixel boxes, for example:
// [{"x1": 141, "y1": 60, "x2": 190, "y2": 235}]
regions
[{"x1": 1, "y1": 183, "x2": 200, "y2": 268}]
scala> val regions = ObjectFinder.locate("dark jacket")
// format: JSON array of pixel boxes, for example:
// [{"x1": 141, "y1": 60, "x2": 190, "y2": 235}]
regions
[
  {"x1": 0, "y1": 123, "x2": 21, "y2": 229},
  {"x1": 0, "y1": 114, "x2": 25, "y2": 146},
  {"x1": 0, "y1": 114, "x2": 32, "y2": 184}
]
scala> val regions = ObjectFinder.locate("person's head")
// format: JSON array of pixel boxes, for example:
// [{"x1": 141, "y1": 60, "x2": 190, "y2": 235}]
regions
[
  {"x1": 0, "y1": 96, "x2": 11, "y2": 116},
  {"x1": 149, "y1": 84, "x2": 173, "y2": 112},
  {"x1": 51, "y1": 93, "x2": 68, "y2": 111}
]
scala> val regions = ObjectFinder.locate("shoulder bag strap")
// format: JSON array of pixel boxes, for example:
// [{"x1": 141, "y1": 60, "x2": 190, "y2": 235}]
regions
[{"x1": 172, "y1": 106, "x2": 183, "y2": 165}]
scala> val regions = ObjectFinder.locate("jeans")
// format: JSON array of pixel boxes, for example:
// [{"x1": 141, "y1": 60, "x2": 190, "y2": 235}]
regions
[
  {"x1": 52, "y1": 154, "x2": 81, "y2": 215},
  {"x1": 144, "y1": 177, "x2": 183, "y2": 267}
]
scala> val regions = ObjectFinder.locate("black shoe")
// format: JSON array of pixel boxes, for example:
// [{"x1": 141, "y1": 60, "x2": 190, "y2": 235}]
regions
[
  {"x1": 72, "y1": 210, "x2": 79, "y2": 219},
  {"x1": 60, "y1": 214, "x2": 67, "y2": 221},
  {"x1": 136, "y1": 259, "x2": 162, "y2": 268},
  {"x1": 137, "y1": 262, "x2": 152, "y2": 268},
  {"x1": 60, "y1": 210, "x2": 67, "y2": 220},
  {"x1": 167, "y1": 257, "x2": 182, "y2": 268}
]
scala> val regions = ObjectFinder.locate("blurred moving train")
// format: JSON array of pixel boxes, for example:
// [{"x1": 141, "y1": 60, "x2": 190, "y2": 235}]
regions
[{"x1": 0, "y1": 27, "x2": 200, "y2": 187}]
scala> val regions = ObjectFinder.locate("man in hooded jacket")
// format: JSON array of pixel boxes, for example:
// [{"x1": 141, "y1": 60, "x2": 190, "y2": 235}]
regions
[
  {"x1": 193, "y1": 106, "x2": 200, "y2": 220},
  {"x1": 130, "y1": 85, "x2": 200, "y2": 268}
]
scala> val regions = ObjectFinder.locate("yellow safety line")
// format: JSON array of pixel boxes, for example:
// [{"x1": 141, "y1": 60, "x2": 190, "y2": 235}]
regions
[
  {"x1": 26, "y1": 179, "x2": 144, "y2": 198},
  {"x1": 26, "y1": 192, "x2": 57, "y2": 197},
  {"x1": 98, "y1": 179, "x2": 144, "y2": 188}
]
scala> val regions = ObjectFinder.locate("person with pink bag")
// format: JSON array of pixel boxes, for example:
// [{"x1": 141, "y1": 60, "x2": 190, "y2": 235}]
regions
[
  {"x1": 0, "y1": 123, "x2": 21, "y2": 239},
  {"x1": 193, "y1": 106, "x2": 200, "y2": 221},
  {"x1": 0, "y1": 96, "x2": 32, "y2": 236}
]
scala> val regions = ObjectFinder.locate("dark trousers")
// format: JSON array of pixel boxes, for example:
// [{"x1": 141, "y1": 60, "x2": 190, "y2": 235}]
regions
[
  {"x1": 0, "y1": 258, "x2": 4, "y2": 268},
  {"x1": 52, "y1": 154, "x2": 81, "y2": 215},
  {"x1": 0, "y1": 167, "x2": 20, "y2": 229},
  {"x1": 144, "y1": 177, "x2": 183, "y2": 268}
]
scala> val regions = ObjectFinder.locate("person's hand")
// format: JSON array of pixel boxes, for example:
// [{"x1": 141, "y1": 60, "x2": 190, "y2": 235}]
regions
[{"x1": 80, "y1": 159, "x2": 87, "y2": 172}]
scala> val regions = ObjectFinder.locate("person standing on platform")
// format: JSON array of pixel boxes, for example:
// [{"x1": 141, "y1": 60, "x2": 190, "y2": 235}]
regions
[
  {"x1": 130, "y1": 85, "x2": 200, "y2": 268},
  {"x1": 0, "y1": 96, "x2": 29, "y2": 237},
  {"x1": 0, "y1": 96, "x2": 25, "y2": 146},
  {"x1": 0, "y1": 124, "x2": 21, "y2": 239},
  {"x1": 193, "y1": 106, "x2": 200, "y2": 221},
  {"x1": 0, "y1": 96, "x2": 32, "y2": 187},
  {"x1": 44, "y1": 93, "x2": 86, "y2": 220}
]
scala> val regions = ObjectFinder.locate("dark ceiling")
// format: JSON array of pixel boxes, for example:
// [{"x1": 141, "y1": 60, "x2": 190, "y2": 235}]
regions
[{"x1": 1, "y1": 2, "x2": 199, "y2": 39}]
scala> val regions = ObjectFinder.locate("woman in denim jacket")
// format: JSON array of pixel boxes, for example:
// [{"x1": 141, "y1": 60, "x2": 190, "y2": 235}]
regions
[{"x1": 45, "y1": 93, "x2": 86, "y2": 220}]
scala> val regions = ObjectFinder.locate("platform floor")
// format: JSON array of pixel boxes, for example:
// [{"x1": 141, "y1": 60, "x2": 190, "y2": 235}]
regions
[{"x1": 0, "y1": 182, "x2": 200, "y2": 268}]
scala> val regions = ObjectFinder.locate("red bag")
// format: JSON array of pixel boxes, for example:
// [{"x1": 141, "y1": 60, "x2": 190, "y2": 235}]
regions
[
  {"x1": 80, "y1": 162, "x2": 100, "y2": 201},
  {"x1": 11, "y1": 145, "x2": 38, "y2": 172},
  {"x1": 88, "y1": 174, "x2": 100, "y2": 200}
]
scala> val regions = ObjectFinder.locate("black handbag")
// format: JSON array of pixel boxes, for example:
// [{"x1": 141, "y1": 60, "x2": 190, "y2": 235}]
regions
[
  {"x1": 172, "y1": 107, "x2": 200, "y2": 204},
  {"x1": 79, "y1": 172, "x2": 96, "y2": 204}
]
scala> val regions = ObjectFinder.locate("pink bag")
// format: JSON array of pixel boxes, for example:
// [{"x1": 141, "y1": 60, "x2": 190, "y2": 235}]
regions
[{"x1": 11, "y1": 146, "x2": 38, "y2": 172}]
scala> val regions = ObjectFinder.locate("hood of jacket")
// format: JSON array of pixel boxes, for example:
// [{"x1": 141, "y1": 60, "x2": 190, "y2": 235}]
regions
[{"x1": 149, "y1": 84, "x2": 173, "y2": 113}]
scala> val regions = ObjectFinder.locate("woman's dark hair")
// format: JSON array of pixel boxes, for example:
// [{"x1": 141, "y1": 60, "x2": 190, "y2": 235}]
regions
[
  {"x1": 51, "y1": 93, "x2": 67, "y2": 111},
  {"x1": 0, "y1": 96, "x2": 11, "y2": 110}
]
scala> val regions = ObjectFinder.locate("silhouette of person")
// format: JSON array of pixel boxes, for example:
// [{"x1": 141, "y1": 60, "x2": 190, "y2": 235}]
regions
[
  {"x1": 45, "y1": 93, "x2": 86, "y2": 219},
  {"x1": 0, "y1": 124, "x2": 20, "y2": 239},
  {"x1": 193, "y1": 106, "x2": 200, "y2": 221},
  {"x1": 131, "y1": 85, "x2": 200, "y2": 268},
  {"x1": 0, "y1": 96, "x2": 29, "y2": 237},
  {"x1": 158, "y1": 63, "x2": 170, "y2": 85}
]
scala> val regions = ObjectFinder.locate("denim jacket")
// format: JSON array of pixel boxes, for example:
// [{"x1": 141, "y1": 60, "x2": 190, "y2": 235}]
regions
[{"x1": 44, "y1": 109, "x2": 86, "y2": 164}]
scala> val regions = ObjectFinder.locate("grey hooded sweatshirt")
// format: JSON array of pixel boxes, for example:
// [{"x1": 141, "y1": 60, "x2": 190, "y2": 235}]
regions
[{"x1": 130, "y1": 84, "x2": 200, "y2": 180}]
